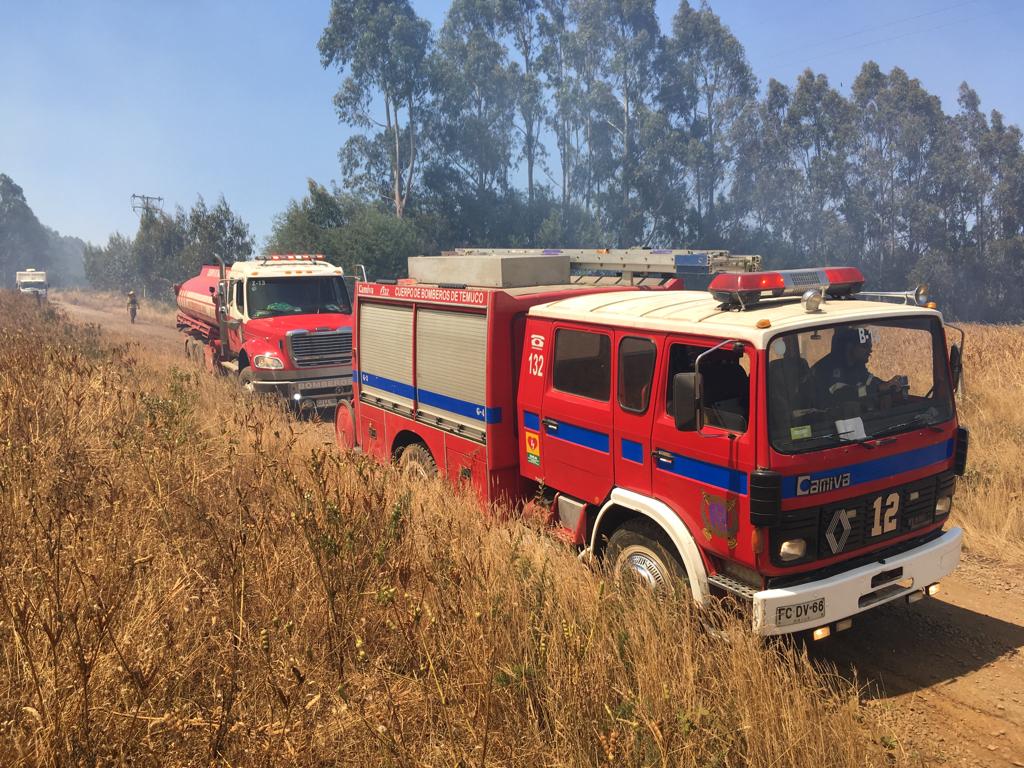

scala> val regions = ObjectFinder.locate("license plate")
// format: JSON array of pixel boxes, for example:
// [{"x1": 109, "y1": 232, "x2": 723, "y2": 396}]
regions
[
  {"x1": 314, "y1": 398, "x2": 337, "y2": 408},
  {"x1": 298, "y1": 377, "x2": 349, "y2": 391},
  {"x1": 774, "y1": 597, "x2": 826, "y2": 627}
]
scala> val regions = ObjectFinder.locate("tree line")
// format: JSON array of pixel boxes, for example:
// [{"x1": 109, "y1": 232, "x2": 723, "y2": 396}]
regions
[
  {"x1": 84, "y1": 197, "x2": 254, "y2": 299},
  {"x1": 269, "y1": 0, "x2": 1024, "y2": 322},
  {"x1": 0, "y1": 174, "x2": 86, "y2": 287}
]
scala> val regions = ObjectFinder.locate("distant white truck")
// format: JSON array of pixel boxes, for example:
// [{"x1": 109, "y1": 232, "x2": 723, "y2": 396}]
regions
[{"x1": 15, "y1": 269, "x2": 48, "y2": 300}]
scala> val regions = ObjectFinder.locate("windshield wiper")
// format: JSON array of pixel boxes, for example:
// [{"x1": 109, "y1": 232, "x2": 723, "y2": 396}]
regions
[{"x1": 867, "y1": 413, "x2": 934, "y2": 441}]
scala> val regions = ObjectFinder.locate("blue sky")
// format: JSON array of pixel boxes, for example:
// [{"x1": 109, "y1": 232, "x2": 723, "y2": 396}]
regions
[{"x1": 1, "y1": 0, "x2": 1019, "y2": 250}]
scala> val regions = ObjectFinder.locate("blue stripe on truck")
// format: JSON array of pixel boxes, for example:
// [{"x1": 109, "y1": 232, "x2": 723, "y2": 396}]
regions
[
  {"x1": 357, "y1": 369, "x2": 501, "y2": 424},
  {"x1": 781, "y1": 438, "x2": 954, "y2": 498}
]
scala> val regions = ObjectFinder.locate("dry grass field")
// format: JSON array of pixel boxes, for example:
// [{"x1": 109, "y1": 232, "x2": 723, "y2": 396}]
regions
[
  {"x1": 0, "y1": 291, "x2": 918, "y2": 766},
  {"x1": 946, "y1": 324, "x2": 1024, "y2": 562}
]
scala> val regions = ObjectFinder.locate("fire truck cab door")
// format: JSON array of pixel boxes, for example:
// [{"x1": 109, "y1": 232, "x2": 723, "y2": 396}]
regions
[
  {"x1": 536, "y1": 324, "x2": 615, "y2": 506},
  {"x1": 226, "y1": 279, "x2": 244, "y2": 355},
  {"x1": 650, "y1": 337, "x2": 757, "y2": 562},
  {"x1": 613, "y1": 332, "x2": 662, "y2": 496}
]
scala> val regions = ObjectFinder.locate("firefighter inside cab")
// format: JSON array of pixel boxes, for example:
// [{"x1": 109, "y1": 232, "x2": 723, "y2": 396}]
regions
[{"x1": 813, "y1": 326, "x2": 907, "y2": 411}]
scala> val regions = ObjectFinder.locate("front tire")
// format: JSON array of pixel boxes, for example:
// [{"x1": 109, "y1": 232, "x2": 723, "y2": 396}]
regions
[
  {"x1": 239, "y1": 366, "x2": 257, "y2": 395},
  {"x1": 606, "y1": 518, "x2": 690, "y2": 596},
  {"x1": 398, "y1": 443, "x2": 437, "y2": 479}
]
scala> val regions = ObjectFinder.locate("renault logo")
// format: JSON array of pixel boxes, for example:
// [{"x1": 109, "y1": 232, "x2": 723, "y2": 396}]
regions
[{"x1": 826, "y1": 508, "x2": 857, "y2": 554}]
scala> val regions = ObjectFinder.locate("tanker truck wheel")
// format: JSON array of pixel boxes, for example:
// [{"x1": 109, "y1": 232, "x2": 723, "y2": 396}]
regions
[
  {"x1": 398, "y1": 443, "x2": 437, "y2": 479},
  {"x1": 239, "y1": 367, "x2": 257, "y2": 395},
  {"x1": 606, "y1": 519, "x2": 689, "y2": 597},
  {"x1": 334, "y1": 399, "x2": 357, "y2": 451}
]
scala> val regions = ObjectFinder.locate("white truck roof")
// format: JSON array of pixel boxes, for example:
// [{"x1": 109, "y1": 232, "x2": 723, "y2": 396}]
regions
[
  {"x1": 228, "y1": 256, "x2": 343, "y2": 280},
  {"x1": 528, "y1": 290, "x2": 943, "y2": 348}
]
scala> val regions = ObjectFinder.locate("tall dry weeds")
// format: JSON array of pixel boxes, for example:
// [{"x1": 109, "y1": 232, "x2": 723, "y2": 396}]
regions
[
  {"x1": 951, "y1": 324, "x2": 1024, "y2": 561},
  {"x1": 0, "y1": 291, "x2": 912, "y2": 766}
]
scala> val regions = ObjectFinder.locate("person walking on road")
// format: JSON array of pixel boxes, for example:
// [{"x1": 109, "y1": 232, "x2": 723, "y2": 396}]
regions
[{"x1": 127, "y1": 291, "x2": 139, "y2": 324}]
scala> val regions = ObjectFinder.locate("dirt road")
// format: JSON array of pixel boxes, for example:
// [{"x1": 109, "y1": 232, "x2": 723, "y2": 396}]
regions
[{"x1": 54, "y1": 298, "x2": 1024, "y2": 767}]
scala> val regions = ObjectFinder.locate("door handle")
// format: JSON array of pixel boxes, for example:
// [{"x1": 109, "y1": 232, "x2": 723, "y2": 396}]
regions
[
  {"x1": 541, "y1": 417, "x2": 559, "y2": 432},
  {"x1": 652, "y1": 449, "x2": 674, "y2": 464}
]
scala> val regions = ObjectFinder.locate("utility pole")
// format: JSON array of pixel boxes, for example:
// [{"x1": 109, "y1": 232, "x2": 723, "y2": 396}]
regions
[{"x1": 130, "y1": 193, "x2": 163, "y2": 215}]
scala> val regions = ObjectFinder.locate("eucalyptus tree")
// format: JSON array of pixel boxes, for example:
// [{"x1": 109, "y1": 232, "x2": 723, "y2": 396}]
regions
[
  {"x1": 786, "y1": 70, "x2": 856, "y2": 260},
  {"x1": 428, "y1": 0, "x2": 518, "y2": 201},
  {"x1": 538, "y1": 0, "x2": 574, "y2": 224},
  {"x1": 848, "y1": 63, "x2": 946, "y2": 283},
  {"x1": 498, "y1": 0, "x2": 548, "y2": 218},
  {"x1": 0, "y1": 174, "x2": 51, "y2": 282},
  {"x1": 571, "y1": 0, "x2": 662, "y2": 245},
  {"x1": 729, "y1": 79, "x2": 801, "y2": 257},
  {"x1": 319, "y1": 0, "x2": 431, "y2": 219},
  {"x1": 661, "y1": 1, "x2": 755, "y2": 241}
]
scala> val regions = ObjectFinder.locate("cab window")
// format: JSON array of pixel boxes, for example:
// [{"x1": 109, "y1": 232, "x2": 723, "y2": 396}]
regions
[
  {"x1": 665, "y1": 342, "x2": 750, "y2": 432},
  {"x1": 232, "y1": 280, "x2": 244, "y2": 311},
  {"x1": 553, "y1": 329, "x2": 611, "y2": 401},
  {"x1": 618, "y1": 336, "x2": 656, "y2": 413}
]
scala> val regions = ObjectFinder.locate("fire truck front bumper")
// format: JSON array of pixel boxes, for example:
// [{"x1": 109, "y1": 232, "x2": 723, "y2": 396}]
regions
[
  {"x1": 251, "y1": 367, "x2": 352, "y2": 408},
  {"x1": 752, "y1": 527, "x2": 963, "y2": 636}
]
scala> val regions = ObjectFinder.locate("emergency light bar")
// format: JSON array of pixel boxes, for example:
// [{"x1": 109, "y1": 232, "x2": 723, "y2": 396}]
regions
[{"x1": 709, "y1": 267, "x2": 864, "y2": 309}]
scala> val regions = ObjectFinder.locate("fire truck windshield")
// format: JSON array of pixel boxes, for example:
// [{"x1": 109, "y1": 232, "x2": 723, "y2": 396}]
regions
[
  {"x1": 246, "y1": 276, "x2": 351, "y2": 318},
  {"x1": 767, "y1": 316, "x2": 954, "y2": 454}
]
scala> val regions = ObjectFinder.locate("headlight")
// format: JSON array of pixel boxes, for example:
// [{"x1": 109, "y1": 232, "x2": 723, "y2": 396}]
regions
[
  {"x1": 779, "y1": 539, "x2": 807, "y2": 561},
  {"x1": 935, "y1": 496, "x2": 952, "y2": 515},
  {"x1": 253, "y1": 354, "x2": 284, "y2": 370}
]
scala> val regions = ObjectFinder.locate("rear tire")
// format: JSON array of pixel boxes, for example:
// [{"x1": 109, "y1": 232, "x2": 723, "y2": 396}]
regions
[
  {"x1": 606, "y1": 518, "x2": 690, "y2": 596},
  {"x1": 398, "y1": 443, "x2": 437, "y2": 479}
]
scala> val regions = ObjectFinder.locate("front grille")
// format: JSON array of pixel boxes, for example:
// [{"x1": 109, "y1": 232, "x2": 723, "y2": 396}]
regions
[
  {"x1": 289, "y1": 330, "x2": 352, "y2": 368},
  {"x1": 769, "y1": 471, "x2": 955, "y2": 567}
]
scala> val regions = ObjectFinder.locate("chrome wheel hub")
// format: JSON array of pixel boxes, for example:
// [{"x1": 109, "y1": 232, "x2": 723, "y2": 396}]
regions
[{"x1": 622, "y1": 549, "x2": 668, "y2": 590}]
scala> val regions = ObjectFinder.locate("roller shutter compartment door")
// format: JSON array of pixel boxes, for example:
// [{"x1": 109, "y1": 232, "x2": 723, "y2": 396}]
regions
[
  {"x1": 416, "y1": 309, "x2": 489, "y2": 442},
  {"x1": 359, "y1": 303, "x2": 414, "y2": 414}
]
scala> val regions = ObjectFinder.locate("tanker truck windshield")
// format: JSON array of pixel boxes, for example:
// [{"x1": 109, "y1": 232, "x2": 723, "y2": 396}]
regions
[
  {"x1": 767, "y1": 316, "x2": 954, "y2": 454},
  {"x1": 247, "y1": 276, "x2": 351, "y2": 318}
]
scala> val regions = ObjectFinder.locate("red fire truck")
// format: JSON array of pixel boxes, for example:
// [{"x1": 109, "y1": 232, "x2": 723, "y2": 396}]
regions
[
  {"x1": 175, "y1": 254, "x2": 353, "y2": 408},
  {"x1": 336, "y1": 248, "x2": 968, "y2": 637}
]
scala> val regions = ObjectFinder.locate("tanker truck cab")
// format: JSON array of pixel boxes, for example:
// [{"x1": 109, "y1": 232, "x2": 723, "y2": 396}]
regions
[
  {"x1": 519, "y1": 266, "x2": 966, "y2": 636},
  {"x1": 176, "y1": 254, "x2": 354, "y2": 408}
]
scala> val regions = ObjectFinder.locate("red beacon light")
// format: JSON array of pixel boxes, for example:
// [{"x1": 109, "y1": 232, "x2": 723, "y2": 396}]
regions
[{"x1": 709, "y1": 267, "x2": 864, "y2": 309}]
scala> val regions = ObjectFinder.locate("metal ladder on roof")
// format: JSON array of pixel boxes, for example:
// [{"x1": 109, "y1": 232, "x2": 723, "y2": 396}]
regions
[{"x1": 448, "y1": 248, "x2": 761, "y2": 286}]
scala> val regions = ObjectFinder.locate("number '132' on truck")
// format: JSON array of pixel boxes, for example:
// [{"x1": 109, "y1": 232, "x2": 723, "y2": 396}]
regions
[{"x1": 335, "y1": 248, "x2": 968, "y2": 637}]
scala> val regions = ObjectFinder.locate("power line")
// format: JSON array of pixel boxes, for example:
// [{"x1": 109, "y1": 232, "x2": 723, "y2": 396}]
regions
[
  {"x1": 792, "y1": 7, "x2": 1000, "y2": 69},
  {"x1": 762, "y1": 0, "x2": 979, "y2": 64}
]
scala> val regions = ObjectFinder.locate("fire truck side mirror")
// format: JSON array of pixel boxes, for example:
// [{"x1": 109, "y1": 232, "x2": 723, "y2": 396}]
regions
[
  {"x1": 949, "y1": 344, "x2": 963, "y2": 392},
  {"x1": 672, "y1": 372, "x2": 700, "y2": 431}
]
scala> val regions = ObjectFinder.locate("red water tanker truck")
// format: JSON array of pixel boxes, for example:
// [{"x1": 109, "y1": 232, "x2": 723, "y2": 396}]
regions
[
  {"x1": 337, "y1": 248, "x2": 968, "y2": 637},
  {"x1": 174, "y1": 254, "x2": 353, "y2": 407}
]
